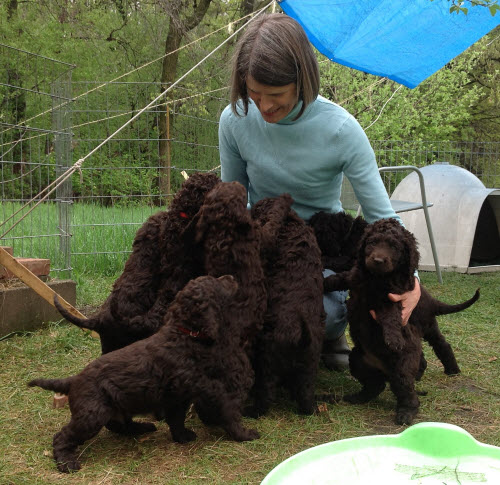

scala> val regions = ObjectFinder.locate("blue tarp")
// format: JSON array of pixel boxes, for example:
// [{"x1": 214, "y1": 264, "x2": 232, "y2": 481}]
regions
[{"x1": 279, "y1": 0, "x2": 500, "y2": 88}]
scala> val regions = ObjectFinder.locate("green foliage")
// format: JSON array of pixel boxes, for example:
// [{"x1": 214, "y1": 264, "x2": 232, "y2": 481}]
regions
[
  {"x1": 319, "y1": 49, "x2": 485, "y2": 142},
  {"x1": 1, "y1": 0, "x2": 498, "y2": 204},
  {"x1": 433, "y1": 0, "x2": 500, "y2": 16}
]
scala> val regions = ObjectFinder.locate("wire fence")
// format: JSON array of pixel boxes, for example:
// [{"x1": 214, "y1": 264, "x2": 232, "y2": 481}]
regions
[
  {"x1": 0, "y1": 43, "x2": 75, "y2": 277},
  {"x1": 2, "y1": 53, "x2": 500, "y2": 277}
]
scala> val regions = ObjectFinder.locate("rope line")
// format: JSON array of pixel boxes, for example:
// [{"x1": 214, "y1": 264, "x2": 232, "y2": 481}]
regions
[
  {"x1": 338, "y1": 78, "x2": 388, "y2": 105},
  {"x1": 0, "y1": 158, "x2": 83, "y2": 238},
  {"x1": 0, "y1": 10, "x2": 258, "y2": 138},
  {"x1": 0, "y1": 165, "x2": 40, "y2": 185},
  {"x1": 364, "y1": 85, "x2": 403, "y2": 131},
  {"x1": 69, "y1": 86, "x2": 229, "y2": 132},
  {"x1": 0, "y1": 2, "x2": 273, "y2": 240},
  {"x1": 0, "y1": 86, "x2": 228, "y2": 151}
]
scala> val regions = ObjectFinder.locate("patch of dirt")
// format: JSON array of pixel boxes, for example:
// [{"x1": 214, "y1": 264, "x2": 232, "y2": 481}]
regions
[{"x1": 445, "y1": 376, "x2": 500, "y2": 398}]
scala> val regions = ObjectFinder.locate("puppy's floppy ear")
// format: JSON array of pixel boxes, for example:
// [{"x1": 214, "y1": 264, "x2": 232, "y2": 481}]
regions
[
  {"x1": 357, "y1": 226, "x2": 371, "y2": 268},
  {"x1": 407, "y1": 232, "x2": 420, "y2": 273},
  {"x1": 351, "y1": 217, "x2": 368, "y2": 242},
  {"x1": 182, "y1": 205, "x2": 208, "y2": 243},
  {"x1": 400, "y1": 228, "x2": 420, "y2": 278}
]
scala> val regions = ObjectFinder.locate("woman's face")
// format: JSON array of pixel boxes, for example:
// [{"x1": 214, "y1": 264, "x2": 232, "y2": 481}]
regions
[{"x1": 246, "y1": 76, "x2": 298, "y2": 123}]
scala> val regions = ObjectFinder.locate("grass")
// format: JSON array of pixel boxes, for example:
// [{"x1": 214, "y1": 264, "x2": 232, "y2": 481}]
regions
[
  {"x1": 0, "y1": 270, "x2": 499, "y2": 484},
  {"x1": 2, "y1": 202, "x2": 162, "y2": 277}
]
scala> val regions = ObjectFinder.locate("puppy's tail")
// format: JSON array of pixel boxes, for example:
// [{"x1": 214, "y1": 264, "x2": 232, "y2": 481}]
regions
[
  {"x1": 54, "y1": 294, "x2": 98, "y2": 331},
  {"x1": 28, "y1": 376, "x2": 74, "y2": 395},
  {"x1": 430, "y1": 288, "x2": 480, "y2": 316},
  {"x1": 296, "y1": 312, "x2": 312, "y2": 348}
]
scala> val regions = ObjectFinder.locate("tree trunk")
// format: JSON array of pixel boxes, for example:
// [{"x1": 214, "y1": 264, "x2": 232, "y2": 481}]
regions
[
  {"x1": 158, "y1": 19, "x2": 182, "y2": 200},
  {"x1": 157, "y1": 0, "x2": 212, "y2": 203},
  {"x1": 6, "y1": 0, "x2": 26, "y2": 173}
]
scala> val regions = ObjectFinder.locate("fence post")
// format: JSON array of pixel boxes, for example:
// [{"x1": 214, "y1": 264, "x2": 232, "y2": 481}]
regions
[
  {"x1": 158, "y1": 97, "x2": 173, "y2": 204},
  {"x1": 167, "y1": 104, "x2": 171, "y2": 197},
  {"x1": 52, "y1": 73, "x2": 73, "y2": 278}
]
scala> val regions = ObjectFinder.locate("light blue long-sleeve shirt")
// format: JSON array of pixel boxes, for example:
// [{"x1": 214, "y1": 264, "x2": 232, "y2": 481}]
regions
[{"x1": 219, "y1": 95, "x2": 400, "y2": 224}]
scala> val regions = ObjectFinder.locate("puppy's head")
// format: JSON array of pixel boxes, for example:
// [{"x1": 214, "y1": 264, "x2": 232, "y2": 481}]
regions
[
  {"x1": 250, "y1": 193, "x2": 293, "y2": 226},
  {"x1": 169, "y1": 275, "x2": 238, "y2": 342},
  {"x1": 170, "y1": 171, "x2": 221, "y2": 219},
  {"x1": 359, "y1": 218, "x2": 419, "y2": 278},
  {"x1": 191, "y1": 182, "x2": 251, "y2": 243},
  {"x1": 309, "y1": 211, "x2": 362, "y2": 258}
]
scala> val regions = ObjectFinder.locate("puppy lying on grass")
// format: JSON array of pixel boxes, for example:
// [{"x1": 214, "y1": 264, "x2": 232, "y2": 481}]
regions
[{"x1": 29, "y1": 274, "x2": 258, "y2": 473}]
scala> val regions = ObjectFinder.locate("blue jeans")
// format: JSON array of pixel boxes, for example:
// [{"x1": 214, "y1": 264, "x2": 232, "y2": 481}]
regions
[{"x1": 323, "y1": 269, "x2": 348, "y2": 340}]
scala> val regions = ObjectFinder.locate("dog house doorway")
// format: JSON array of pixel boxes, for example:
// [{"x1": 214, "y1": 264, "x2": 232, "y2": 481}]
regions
[{"x1": 391, "y1": 163, "x2": 500, "y2": 274}]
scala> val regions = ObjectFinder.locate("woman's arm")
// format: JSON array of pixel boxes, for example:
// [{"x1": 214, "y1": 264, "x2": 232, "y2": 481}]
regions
[{"x1": 219, "y1": 106, "x2": 249, "y2": 189}]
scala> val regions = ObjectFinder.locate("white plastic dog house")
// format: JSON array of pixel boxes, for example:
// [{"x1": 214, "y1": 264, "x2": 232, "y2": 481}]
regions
[{"x1": 392, "y1": 163, "x2": 500, "y2": 273}]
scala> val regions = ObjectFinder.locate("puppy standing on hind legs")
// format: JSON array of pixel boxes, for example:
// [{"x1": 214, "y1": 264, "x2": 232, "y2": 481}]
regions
[
  {"x1": 248, "y1": 195, "x2": 326, "y2": 417},
  {"x1": 324, "y1": 218, "x2": 480, "y2": 425},
  {"x1": 54, "y1": 172, "x2": 221, "y2": 354},
  {"x1": 29, "y1": 275, "x2": 258, "y2": 473},
  {"x1": 184, "y1": 183, "x2": 294, "y2": 425},
  {"x1": 308, "y1": 211, "x2": 369, "y2": 372}
]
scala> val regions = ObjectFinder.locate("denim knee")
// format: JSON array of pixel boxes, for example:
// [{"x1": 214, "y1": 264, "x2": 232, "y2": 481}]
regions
[{"x1": 323, "y1": 269, "x2": 348, "y2": 340}]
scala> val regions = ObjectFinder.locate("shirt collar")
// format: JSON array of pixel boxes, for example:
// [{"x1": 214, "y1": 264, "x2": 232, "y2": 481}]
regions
[{"x1": 277, "y1": 100, "x2": 304, "y2": 125}]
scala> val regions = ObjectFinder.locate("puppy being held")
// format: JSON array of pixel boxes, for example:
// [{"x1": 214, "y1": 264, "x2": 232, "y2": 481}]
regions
[{"x1": 324, "y1": 218, "x2": 479, "y2": 425}]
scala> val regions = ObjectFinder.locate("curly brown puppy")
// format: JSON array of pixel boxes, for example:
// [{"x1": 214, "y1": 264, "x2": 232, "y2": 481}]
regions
[
  {"x1": 188, "y1": 182, "x2": 271, "y2": 347},
  {"x1": 249, "y1": 195, "x2": 326, "y2": 416},
  {"x1": 324, "y1": 218, "x2": 480, "y2": 425},
  {"x1": 186, "y1": 182, "x2": 292, "y2": 425},
  {"x1": 308, "y1": 210, "x2": 368, "y2": 271},
  {"x1": 30, "y1": 275, "x2": 259, "y2": 473},
  {"x1": 54, "y1": 172, "x2": 220, "y2": 354}
]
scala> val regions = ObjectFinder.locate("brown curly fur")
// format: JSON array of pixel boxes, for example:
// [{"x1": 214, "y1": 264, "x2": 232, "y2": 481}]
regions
[
  {"x1": 30, "y1": 275, "x2": 259, "y2": 473},
  {"x1": 248, "y1": 195, "x2": 326, "y2": 416},
  {"x1": 185, "y1": 183, "x2": 294, "y2": 425},
  {"x1": 54, "y1": 172, "x2": 220, "y2": 354},
  {"x1": 308, "y1": 210, "x2": 368, "y2": 271},
  {"x1": 187, "y1": 182, "x2": 270, "y2": 347},
  {"x1": 324, "y1": 218, "x2": 480, "y2": 425}
]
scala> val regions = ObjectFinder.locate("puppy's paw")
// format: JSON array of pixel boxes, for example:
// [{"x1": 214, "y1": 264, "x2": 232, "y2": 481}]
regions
[
  {"x1": 235, "y1": 427, "x2": 260, "y2": 441},
  {"x1": 395, "y1": 407, "x2": 418, "y2": 425},
  {"x1": 444, "y1": 366, "x2": 460, "y2": 376},
  {"x1": 172, "y1": 428, "x2": 197, "y2": 443},
  {"x1": 56, "y1": 459, "x2": 81, "y2": 473}
]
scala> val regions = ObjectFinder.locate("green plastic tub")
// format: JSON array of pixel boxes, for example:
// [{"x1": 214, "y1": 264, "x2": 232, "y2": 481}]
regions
[{"x1": 261, "y1": 422, "x2": 500, "y2": 484}]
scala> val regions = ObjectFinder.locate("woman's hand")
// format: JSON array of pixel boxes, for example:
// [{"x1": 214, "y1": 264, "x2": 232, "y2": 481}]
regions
[{"x1": 370, "y1": 278, "x2": 421, "y2": 325}]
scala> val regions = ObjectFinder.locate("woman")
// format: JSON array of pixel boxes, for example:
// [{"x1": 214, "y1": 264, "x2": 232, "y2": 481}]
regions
[{"x1": 219, "y1": 13, "x2": 420, "y2": 370}]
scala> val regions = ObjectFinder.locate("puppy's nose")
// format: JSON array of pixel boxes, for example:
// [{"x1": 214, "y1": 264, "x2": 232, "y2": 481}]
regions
[{"x1": 373, "y1": 257, "x2": 385, "y2": 265}]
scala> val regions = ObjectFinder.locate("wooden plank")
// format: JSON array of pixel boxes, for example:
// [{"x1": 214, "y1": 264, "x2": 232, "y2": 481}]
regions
[{"x1": 0, "y1": 245, "x2": 90, "y2": 327}]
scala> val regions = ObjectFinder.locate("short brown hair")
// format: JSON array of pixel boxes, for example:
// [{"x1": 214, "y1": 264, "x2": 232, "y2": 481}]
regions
[{"x1": 230, "y1": 13, "x2": 320, "y2": 119}]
